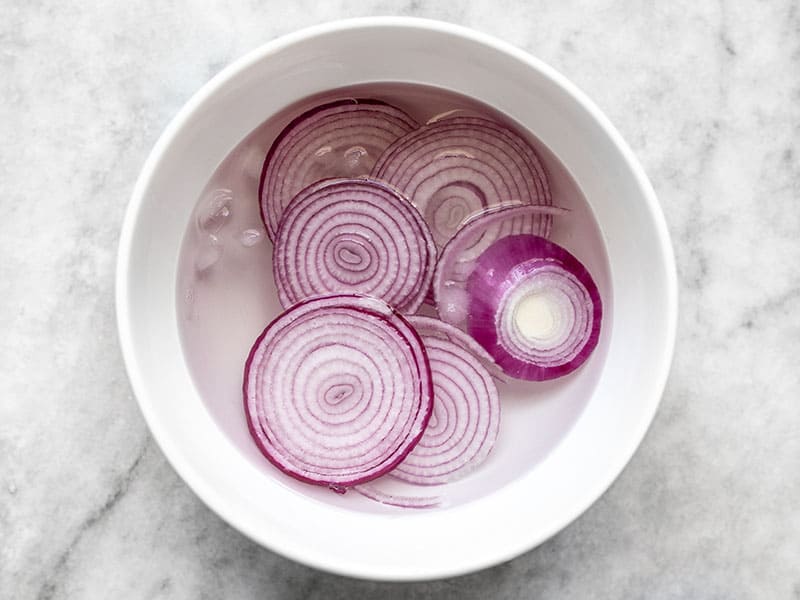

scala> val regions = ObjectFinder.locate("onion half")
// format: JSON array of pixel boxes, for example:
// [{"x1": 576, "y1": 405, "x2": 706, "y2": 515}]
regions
[
  {"x1": 273, "y1": 178, "x2": 436, "y2": 314},
  {"x1": 243, "y1": 294, "x2": 433, "y2": 490},
  {"x1": 467, "y1": 235, "x2": 602, "y2": 381},
  {"x1": 372, "y1": 116, "x2": 552, "y2": 249},
  {"x1": 434, "y1": 204, "x2": 568, "y2": 329},
  {"x1": 259, "y1": 100, "x2": 418, "y2": 240}
]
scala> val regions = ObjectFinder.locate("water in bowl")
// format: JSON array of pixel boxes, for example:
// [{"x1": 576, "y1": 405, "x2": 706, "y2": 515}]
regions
[{"x1": 175, "y1": 82, "x2": 612, "y2": 511}]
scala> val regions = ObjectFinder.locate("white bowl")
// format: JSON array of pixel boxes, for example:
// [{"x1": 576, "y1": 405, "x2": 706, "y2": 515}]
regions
[{"x1": 116, "y1": 17, "x2": 677, "y2": 581}]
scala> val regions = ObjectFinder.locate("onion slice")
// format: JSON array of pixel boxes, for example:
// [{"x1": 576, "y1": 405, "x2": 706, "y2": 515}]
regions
[
  {"x1": 273, "y1": 178, "x2": 437, "y2": 314},
  {"x1": 243, "y1": 294, "x2": 433, "y2": 489},
  {"x1": 354, "y1": 483, "x2": 443, "y2": 509},
  {"x1": 434, "y1": 204, "x2": 568, "y2": 329},
  {"x1": 467, "y1": 235, "x2": 602, "y2": 381},
  {"x1": 259, "y1": 99, "x2": 418, "y2": 240},
  {"x1": 389, "y1": 335, "x2": 500, "y2": 485},
  {"x1": 372, "y1": 116, "x2": 552, "y2": 250}
]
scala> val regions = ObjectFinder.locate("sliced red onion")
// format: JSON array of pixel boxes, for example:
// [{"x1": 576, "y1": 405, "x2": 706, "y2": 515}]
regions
[
  {"x1": 407, "y1": 315, "x2": 507, "y2": 382},
  {"x1": 434, "y1": 204, "x2": 568, "y2": 329},
  {"x1": 259, "y1": 100, "x2": 418, "y2": 240},
  {"x1": 467, "y1": 235, "x2": 602, "y2": 381},
  {"x1": 354, "y1": 483, "x2": 443, "y2": 509},
  {"x1": 372, "y1": 116, "x2": 552, "y2": 250},
  {"x1": 273, "y1": 178, "x2": 436, "y2": 314},
  {"x1": 243, "y1": 294, "x2": 433, "y2": 489},
  {"x1": 389, "y1": 336, "x2": 499, "y2": 485}
]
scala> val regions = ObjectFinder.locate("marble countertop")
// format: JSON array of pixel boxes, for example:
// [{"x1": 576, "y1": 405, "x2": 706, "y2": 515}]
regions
[{"x1": 2, "y1": 1, "x2": 799, "y2": 598}]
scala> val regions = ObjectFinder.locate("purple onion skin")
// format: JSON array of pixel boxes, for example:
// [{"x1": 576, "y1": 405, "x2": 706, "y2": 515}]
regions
[
  {"x1": 243, "y1": 293, "x2": 434, "y2": 490},
  {"x1": 467, "y1": 235, "x2": 602, "y2": 381}
]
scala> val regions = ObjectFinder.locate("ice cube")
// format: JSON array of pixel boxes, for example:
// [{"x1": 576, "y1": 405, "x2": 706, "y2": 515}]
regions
[
  {"x1": 195, "y1": 234, "x2": 223, "y2": 273},
  {"x1": 196, "y1": 189, "x2": 233, "y2": 234},
  {"x1": 239, "y1": 228, "x2": 264, "y2": 247}
]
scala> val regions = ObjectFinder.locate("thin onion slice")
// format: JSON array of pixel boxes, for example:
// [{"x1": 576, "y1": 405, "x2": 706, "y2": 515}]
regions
[
  {"x1": 273, "y1": 178, "x2": 436, "y2": 313},
  {"x1": 354, "y1": 483, "x2": 443, "y2": 509},
  {"x1": 259, "y1": 99, "x2": 418, "y2": 240},
  {"x1": 434, "y1": 204, "x2": 568, "y2": 329},
  {"x1": 243, "y1": 294, "x2": 433, "y2": 489},
  {"x1": 372, "y1": 116, "x2": 552, "y2": 250},
  {"x1": 389, "y1": 336, "x2": 500, "y2": 485},
  {"x1": 467, "y1": 235, "x2": 602, "y2": 381}
]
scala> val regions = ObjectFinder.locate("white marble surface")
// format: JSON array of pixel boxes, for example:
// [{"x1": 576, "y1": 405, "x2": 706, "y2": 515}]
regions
[{"x1": 1, "y1": 1, "x2": 799, "y2": 597}]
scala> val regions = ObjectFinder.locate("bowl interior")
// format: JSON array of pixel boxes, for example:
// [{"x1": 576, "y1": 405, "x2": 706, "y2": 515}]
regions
[
  {"x1": 175, "y1": 80, "x2": 613, "y2": 512},
  {"x1": 118, "y1": 19, "x2": 675, "y2": 580}
]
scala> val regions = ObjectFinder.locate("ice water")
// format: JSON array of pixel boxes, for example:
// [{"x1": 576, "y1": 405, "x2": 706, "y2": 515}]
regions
[{"x1": 175, "y1": 83, "x2": 612, "y2": 510}]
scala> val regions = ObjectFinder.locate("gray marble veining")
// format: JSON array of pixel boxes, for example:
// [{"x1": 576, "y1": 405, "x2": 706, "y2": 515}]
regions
[{"x1": 1, "y1": 1, "x2": 799, "y2": 598}]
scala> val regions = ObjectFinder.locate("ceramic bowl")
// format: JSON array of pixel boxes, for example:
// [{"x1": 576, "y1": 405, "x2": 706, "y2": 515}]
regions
[{"x1": 116, "y1": 17, "x2": 677, "y2": 580}]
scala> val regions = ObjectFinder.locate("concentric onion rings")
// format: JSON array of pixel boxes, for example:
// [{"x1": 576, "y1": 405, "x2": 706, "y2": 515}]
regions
[
  {"x1": 390, "y1": 336, "x2": 500, "y2": 485},
  {"x1": 243, "y1": 294, "x2": 434, "y2": 489},
  {"x1": 372, "y1": 116, "x2": 552, "y2": 250},
  {"x1": 274, "y1": 177, "x2": 436, "y2": 313}
]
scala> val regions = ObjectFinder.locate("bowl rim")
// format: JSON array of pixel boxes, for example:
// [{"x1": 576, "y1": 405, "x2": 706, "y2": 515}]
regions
[{"x1": 116, "y1": 16, "x2": 678, "y2": 581}]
